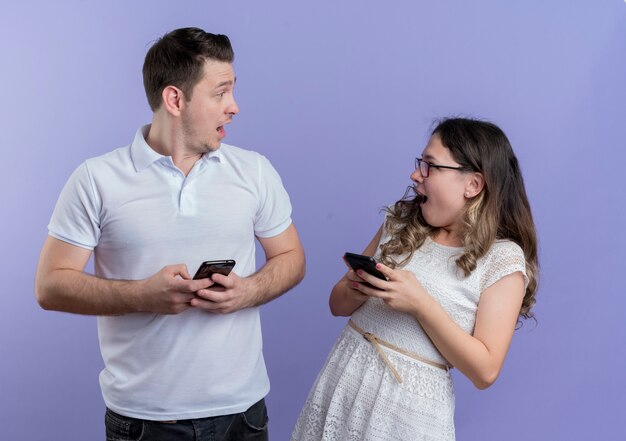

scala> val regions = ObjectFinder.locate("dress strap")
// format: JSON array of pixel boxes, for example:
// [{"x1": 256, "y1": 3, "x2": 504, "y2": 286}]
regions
[{"x1": 348, "y1": 319, "x2": 450, "y2": 384}]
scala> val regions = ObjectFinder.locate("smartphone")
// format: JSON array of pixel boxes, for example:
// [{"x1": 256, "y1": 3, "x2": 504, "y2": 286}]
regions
[
  {"x1": 343, "y1": 252, "x2": 386, "y2": 280},
  {"x1": 193, "y1": 259, "x2": 236, "y2": 281}
]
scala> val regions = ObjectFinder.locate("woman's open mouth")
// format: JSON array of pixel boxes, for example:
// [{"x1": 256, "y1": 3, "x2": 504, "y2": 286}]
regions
[{"x1": 415, "y1": 189, "x2": 428, "y2": 203}]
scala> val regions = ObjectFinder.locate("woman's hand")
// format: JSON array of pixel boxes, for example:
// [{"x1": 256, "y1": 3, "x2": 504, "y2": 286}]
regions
[
  {"x1": 351, "y1": 262, "x2": 429, "y2": 316},
  {"x1": 345, "y1": 269, "x2": 371, "y2": 296},
  {"x1": 329, "y1": 226, "x2": 384, "y2": 317},
  {"x1": 328, "y1": 270, "x2": 370, "y2": 316}
]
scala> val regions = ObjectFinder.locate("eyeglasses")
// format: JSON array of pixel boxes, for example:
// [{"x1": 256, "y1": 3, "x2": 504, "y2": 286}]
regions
[{"x1": 415, "y1": 157, "x2": 466, "y2": 178}]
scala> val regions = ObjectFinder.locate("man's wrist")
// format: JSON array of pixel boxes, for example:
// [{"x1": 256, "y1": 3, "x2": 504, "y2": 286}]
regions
[
  {"x1": 124, "y1": 279, "x2": 147, "y2": 313},
  {"x1": 241, "y1": 275, "x2": 263, "y2": 308}
]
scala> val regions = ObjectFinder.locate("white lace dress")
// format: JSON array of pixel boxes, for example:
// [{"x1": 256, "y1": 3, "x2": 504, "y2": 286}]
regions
[{"x1": 291, "y1": 236, "x2": 527, "y2": 441}]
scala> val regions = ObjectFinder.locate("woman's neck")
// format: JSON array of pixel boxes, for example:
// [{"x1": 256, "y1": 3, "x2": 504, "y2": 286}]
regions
[{"x1": 431, "y1": 228, "x2": 463, "y2": 247}]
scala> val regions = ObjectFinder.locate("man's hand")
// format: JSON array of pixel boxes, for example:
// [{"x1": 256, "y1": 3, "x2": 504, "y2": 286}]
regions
[
  {"x1": 190, "y1": 224, "x2": 305, "y2": 315},
  {"x1": 191, "y1": 272, "x2": 257, "y2": 314},
  {"x1": 139, "y1": 265, "x2": 215, "y2": 314}
]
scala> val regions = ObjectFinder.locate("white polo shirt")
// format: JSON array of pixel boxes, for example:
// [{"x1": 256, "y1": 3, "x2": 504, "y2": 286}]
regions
[{"x1": 48, "y1": 125, "x2": 293, "y2": 420}]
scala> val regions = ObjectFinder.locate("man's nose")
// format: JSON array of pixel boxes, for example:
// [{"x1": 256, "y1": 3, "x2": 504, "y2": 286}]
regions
[{"x1": 227, "y1": 97, "x2": 239, "y2": 116}]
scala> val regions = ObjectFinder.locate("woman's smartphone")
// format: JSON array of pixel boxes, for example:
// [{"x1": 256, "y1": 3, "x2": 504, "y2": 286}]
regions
[
  {"x1": 193, "y1": 259, "x2": 236, "y2": 280},
  {"x1": 343, "y1": 252, "x2": 386, "y2": 280}
]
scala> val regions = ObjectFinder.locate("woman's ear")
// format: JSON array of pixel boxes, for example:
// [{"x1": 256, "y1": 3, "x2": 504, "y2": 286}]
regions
[{"x1": 464, "y1": 172, "x2": 485, "y2": 198}]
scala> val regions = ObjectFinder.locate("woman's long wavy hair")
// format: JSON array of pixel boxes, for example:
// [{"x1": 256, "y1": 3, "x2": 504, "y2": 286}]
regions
[{"x1": 379, "y1": 118, "x2": 539, "y2": 319}]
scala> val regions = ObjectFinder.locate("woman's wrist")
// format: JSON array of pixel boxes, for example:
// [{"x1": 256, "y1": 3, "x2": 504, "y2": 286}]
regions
[{"x1": 410, "y1": 290, "x2": 432, "y2": 321}]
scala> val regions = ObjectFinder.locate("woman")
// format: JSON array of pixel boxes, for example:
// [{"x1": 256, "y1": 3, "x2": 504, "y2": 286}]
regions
[{"x1": 292, "y1": 117, "x2": 538, "y2": 440}]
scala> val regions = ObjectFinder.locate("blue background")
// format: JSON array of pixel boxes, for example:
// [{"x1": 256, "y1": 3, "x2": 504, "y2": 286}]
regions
[{"x1": 1, "y1": 1, "x2": 625, "y2": 439}]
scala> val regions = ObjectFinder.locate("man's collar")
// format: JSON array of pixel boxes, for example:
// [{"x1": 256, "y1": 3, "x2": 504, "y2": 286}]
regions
[
  {"x1": 130, "y1": 125, "x2": 164, "y2": 172},
  {"x1": 202, "y1": 148, "x2": 224, "y2": 164},
  {"x1": 130, "y1": 125, "x2": 224, "y2": 172}
]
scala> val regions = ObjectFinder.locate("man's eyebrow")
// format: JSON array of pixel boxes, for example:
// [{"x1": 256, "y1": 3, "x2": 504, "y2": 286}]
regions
[{"x1": 215, "y1": 77, "x2": 237, "y2": 89}]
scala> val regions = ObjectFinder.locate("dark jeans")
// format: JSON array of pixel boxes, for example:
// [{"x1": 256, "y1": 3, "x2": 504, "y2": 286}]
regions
[{"x1": 105, "y1": 398, "x2": 269, "y2": 441}]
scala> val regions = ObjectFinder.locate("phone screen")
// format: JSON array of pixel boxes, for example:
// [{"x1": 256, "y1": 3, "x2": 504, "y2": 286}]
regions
[
  {"x1": 343, "y1": 252, "x2": 386, "y2": 280},
  {"x1": 193, "y1": 259, "x2": 236, "y2": 280}
]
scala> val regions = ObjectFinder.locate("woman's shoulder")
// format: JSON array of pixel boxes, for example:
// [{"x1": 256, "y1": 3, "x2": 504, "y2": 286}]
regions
[
  {"x1": 478, "y1": 239, "x2": 528, "y2": 289},
  {"x1": 489, "y1": 239, "x2": 524, "y2": 255},
  {"x1": 480, "y1": 239, "x2": 526, "y2": 270}
]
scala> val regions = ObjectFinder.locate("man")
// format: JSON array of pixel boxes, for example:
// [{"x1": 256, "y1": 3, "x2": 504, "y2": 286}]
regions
[{"x1": 35, "y1": 27, "x2": 305, "y2": 440}]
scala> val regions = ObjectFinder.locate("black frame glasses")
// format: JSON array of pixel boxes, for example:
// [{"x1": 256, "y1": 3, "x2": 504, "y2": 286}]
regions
[{"x1": 415, "y1": 157, "x2": 466, "y2": 178}]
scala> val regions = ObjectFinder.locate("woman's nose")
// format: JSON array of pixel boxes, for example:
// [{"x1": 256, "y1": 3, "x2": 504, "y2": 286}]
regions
[{"x1": 410, "y1": 168, "x2": 423, "y2": 183}]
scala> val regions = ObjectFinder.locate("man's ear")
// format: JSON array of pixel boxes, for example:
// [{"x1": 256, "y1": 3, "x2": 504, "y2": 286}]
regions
[
  {"x1": 465, "y1": 172, "x2": 485, "y2": 198},
  {"x1": 161, "y1": 86, "x2": 185, "y2": 116}
]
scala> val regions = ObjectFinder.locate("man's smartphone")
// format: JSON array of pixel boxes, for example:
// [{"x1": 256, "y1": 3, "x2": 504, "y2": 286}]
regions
[
  {"x1": 343, "y1": 252, "x2": 386, "y2": 281},
  {"x1": 193, "y1": 259, "x2": 236, "y2": 281}
]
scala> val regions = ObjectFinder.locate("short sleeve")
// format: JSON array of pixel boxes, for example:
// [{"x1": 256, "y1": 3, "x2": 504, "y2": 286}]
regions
[
  {"x1": 479, "y1": 241, "x2": 529, "y2": 292},
  {"x1": 48, "y1": 161, "x2": 101, "y2": 249},
  {"x1": 253, "y1": 155, "x2": 292, "y2": 238}
]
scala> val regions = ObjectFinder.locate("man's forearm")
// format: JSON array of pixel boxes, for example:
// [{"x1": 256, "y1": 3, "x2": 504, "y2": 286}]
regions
[
  {"x1": 247, "y1": 248, "x2": 306, "y2": 306},
  {"x1": 36, "y1": 269, "x2": 143, "y2": 315}
]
